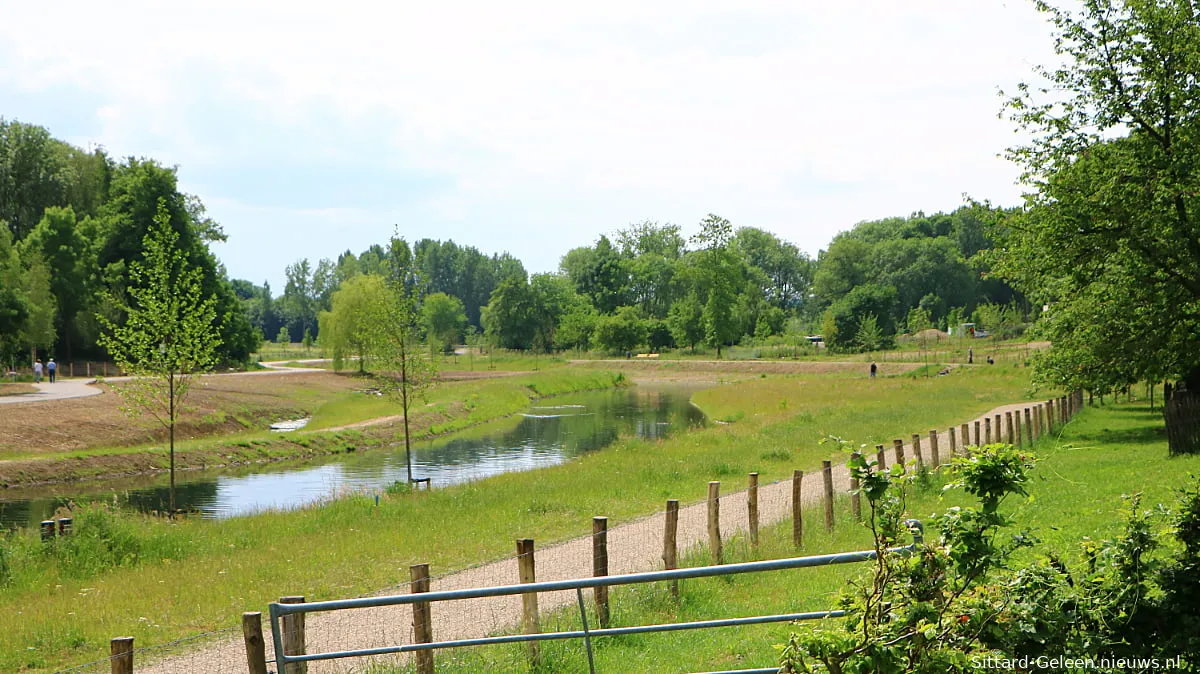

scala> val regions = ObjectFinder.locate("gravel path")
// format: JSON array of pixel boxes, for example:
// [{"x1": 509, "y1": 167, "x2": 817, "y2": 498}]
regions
[{"x1": 131, "y1": 399, "x2": 1040, "y2": 674}]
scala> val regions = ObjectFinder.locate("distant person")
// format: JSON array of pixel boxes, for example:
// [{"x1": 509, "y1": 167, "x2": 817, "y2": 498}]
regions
[
  {"x1": 968, "y1": 348, "x2": 974, "y2": 364},
  {"x1": 870, "y1": 362, "x2": 877, "y2": 378},
  {"x1": 986, "y1": 355, "x2": 995, "y2": 365},
  {"x1": 32, "y1": 359, "x2": 43, "y2": 383},
  {"x1": 47, "y1": 358, "x2": 57, "y2": 383}
]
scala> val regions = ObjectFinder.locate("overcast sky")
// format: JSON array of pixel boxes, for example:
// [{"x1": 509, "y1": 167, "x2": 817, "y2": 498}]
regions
[{"x1": 0, "y1": 1, "x2": 1058, "y2": 289}]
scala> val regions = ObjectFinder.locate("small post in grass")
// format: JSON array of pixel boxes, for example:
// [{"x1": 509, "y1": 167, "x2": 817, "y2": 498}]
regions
[
  {"x1": 57, "y1": 518, "x2": 72, "y2": 537},
  {"x1": 1025, "y1": 407, "x2": 1034, "y2": 443},
  {"x1": 875, "y1": 444, "x2": 886, "y2": 470},
  {"x1": 592, "y1": 517, "x2": 610, "y2": 628},
  {"x1": 707, "y1": 481, "x2": 723, "y2": 564},
  {"x1": 517, "y1": 539, "x2": 540, "y2": 667},
  {"x1": 411, "y1": 564, "x2": 434, "y2": 674},
  {"x1": 929, "y1": 430, "x2": 940, "y2": 467},
  {"x1": 792, "y1": 470, "x2": 803, "y2": 548},
  {"x1": 1014, "y1": 411, "x2": 1023, "y2": 448},
  {"x1": 892, "y1": 438, "x2": 905, "y2": 470},
  {"x1": 984, "y1": 417, "x2": 992, "y2": 445},
  {"x1": 995, "y1": 414, "x2": 1002, "y2": 441},
  {"x1": 960, "y1": 423, "x2": 970, "y2": 454},
  {"x1": 948, "y1": 426, "x2": 957, "y2": 457},
  {"x1": 974, "y1": 420, "x2": 982, "y2": 448},
  {"x1": 663, "y1": 499, "x2": 679, "y2": 599},
  {"x1": 279, "y1": 596, "x2": 307, "y2": 674},
  {"x1": 822, "y1": 460, "x2": 834, "y2": 533},
  {"x1": 748, "y1": 473, "x2": 760, "y2": 550},
  {"x1": 110, "y1": 636, "x2": 134, "y2": 674},
  {"x1": 242, "y1": 612, "x2": 268, "y2": 674},
  {"x1": 849, "y1": 453, "x2": 862, "y2": 522},
  {"x1": 1006, "y1": 412, "x2": 1015, "y2": 446},
  {"x1": 911, "y1": 433, "x2": 925, "y2": 471},
  {"x1": 40, "y1": 520, "x2": 55, "y2": 543}
]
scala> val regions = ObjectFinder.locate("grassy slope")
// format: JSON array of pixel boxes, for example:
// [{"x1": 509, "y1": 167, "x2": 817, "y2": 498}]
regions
[
  {"x1": 0, "y1": 366, "x2": 1037, "y2": 672},
  {"x1": 0, "y1": 370, "x2": 621, "y2": 487},
  {"x1": 422, "y1": 400, "x2": 1197, "y2": 673}
]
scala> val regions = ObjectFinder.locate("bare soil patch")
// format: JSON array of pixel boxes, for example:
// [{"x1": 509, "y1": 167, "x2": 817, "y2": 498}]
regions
[
  {"x1": 0, "y1": 383, "x2": 36, "y2": 397},
  {"x1": 0, "y1": 372, "x2": 359, "y2": 459}
]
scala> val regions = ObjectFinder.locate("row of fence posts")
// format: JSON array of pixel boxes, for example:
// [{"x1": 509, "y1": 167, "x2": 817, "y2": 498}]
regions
[
  {"x1": 101, "y1": 392, "x2": 1085, "y2": 674},
  {"x1": 39, "y1": 517, "x2": 72, "y2": 542}
]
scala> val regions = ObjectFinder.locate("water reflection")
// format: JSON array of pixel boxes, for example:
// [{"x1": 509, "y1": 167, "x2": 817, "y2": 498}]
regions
[{"x1": 0, "y1": 384, "x2": 706, "y2": 526}]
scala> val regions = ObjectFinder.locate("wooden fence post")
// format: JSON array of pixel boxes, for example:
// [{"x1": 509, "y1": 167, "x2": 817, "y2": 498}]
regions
[
  {"x1": 748, "y1": 473, "x2": 760, "y2": 550},
  {"x1": 516, "y1": 539, "x2": 540, "y2": 667},
  {"x1": 592, "y1": 517, "x2": 610, "y2": 628},
  {"x1": 1014, "y1": 411, "x2": 1023, "y2": 448},
  {"x1": 1025, "y1": 407, "x2": 1034, "y2": 443},
  {"x1": 822, "y1": 460, "x2": 835, "y2": 532},
  {"x1": 960, "y1": 423, "x2": 970, "y2": 453},
  {"x1": 792, "y1": 470, "x2": 803, "y2": 548},
  {"x1": 410, "y1": 564, "x2": 434, "y2": 674},
  {"x1": 849, "y1": 454, "x2": 862, "y2": 521},
  {"x1": 974, "y1": 420, "x2": 981, "y2": 447},
  {"x1": 892, "y1": 438, "x2": 905, "y2": 469},
  {"x1": 1006, "y1": 412, "x2": 1015, "y2": 446},
  {"x1": 948, "y1": 426, "x2": 957, "y2": 458},
  {"x1": 663, "y1": 499, "x2": 679, "y2": 599},
  {"x1": 911, "y1": 433, "x2": 925, "y2": 471},
  {"x1": 994, "y1": 414, "x2": 1002, "y2": 442},
  {"x1": 929, "y1": 430, "x2": 940, "y2": 467},
  {"x1": 279, "y1": 596, "x2": 307, "y2": 674},
  {"x1": 1062, "y1": 396, "x2": 1069, "y2": 424},
  {"x1": 708, "y1": 481, "x2": 723, "y2": 564},
  {"x1": 875, "y1": 444, "x2": 886, "y2": 470},
  {"x1": 242, "y1": 612, "x2": 268, "y2": 674},
  {"x1": 1046, "y1": 400, "x2": 1055, "y2": 431},
  {"x1": 110, "y1": 637, "x2": 133, "y2": 674},
  {"x1": 984, "y1": 417, "x2": 992, "y2": 445}
]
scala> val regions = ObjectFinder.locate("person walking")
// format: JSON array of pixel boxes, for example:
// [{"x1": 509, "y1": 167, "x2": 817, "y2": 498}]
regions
[
  {"x1": 32, "y1": 359, "x2": 43, "y2": 383},
  {"x1": 870, "y1": 362, "x2": 877, "y2": 378},
  {"x1": 47, "y1": 358, "x2": 57, "y2": 383},
  {"x1": 968, "y1": 347, "x2": 974, "y2": 364}
]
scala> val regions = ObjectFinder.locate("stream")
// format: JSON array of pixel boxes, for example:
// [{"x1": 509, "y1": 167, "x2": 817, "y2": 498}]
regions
[{"x1": 0, "y1": 383, "x2": 707, "y2": 527}]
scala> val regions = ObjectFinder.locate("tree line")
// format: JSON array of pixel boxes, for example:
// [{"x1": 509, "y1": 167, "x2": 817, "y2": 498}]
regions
[{"x1": 2, "y1": 118, "x2": 1027, "y2": 369}]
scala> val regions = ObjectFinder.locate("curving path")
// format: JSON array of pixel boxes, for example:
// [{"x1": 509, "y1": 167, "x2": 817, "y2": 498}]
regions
[{"x1": 0, "y1": 378, "x2": 102, "y2": 404}]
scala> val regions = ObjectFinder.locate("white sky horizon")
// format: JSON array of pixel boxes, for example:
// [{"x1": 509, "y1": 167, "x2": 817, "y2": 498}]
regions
[{"x1": 0, "y1": 1, "x2": 1059, "y2": 289}]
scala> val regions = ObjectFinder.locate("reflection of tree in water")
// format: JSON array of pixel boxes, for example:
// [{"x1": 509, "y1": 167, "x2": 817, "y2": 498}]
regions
[{"x1": 1, "y1": 386, "x2": 709, "y2": 527}]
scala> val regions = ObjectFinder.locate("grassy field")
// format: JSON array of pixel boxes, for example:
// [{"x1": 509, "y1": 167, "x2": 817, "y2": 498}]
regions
[
  {"x1": 0, "y1": 364, "x2": 1042, "y2": 672},
  {"x1": 408, "y1": 397, "x2": 1196, "y2": 673},
  {"x1": 0, "y1": 383, "x2": 36, "y2": 396}
]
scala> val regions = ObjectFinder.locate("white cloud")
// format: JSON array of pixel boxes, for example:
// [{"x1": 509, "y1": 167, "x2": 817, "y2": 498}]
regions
[{"x1": 0, "y1": 0, "x2": 1059, "y2": 285}]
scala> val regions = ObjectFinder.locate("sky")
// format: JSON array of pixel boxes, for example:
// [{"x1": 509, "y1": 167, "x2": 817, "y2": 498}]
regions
[{"x1": 0, "y1": 1, "x2": 1058, "y2": 290}]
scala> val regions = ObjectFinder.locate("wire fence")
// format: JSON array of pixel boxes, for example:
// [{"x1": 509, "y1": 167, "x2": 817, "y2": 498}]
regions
[{"x1": 54, "y1": 394, "x2": 1083, "y2": 674}]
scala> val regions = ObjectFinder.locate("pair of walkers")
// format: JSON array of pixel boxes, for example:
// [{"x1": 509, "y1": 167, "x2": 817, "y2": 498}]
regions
[{"x1": 32, "y1": 358, "x2": 57, "y2": 383}]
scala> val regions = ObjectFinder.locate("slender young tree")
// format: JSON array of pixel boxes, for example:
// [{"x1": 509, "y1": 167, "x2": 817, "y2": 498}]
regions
[
  {"x1": 98, "y1": 199, "x2": 220, "y2": 515},
  {"x1": 375, "y1": 235, "x2": 436, "y2": 483}
]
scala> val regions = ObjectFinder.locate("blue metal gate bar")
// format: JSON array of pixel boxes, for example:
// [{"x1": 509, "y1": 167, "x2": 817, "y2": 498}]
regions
[
  {"x1": 276, "y1": 609, "x2": 845, "y2": 664},
  {"x1": 268, "y1": 522, "x2": 924, "y2": 670}
]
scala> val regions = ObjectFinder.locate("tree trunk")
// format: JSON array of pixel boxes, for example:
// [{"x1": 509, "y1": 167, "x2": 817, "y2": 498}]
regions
[
  {"x1": 169, "y1": 371, "x2": 176, "y2": 516},
  {"x1": 1165, "y1": 368, "x2": 1200, "y2": 455}
]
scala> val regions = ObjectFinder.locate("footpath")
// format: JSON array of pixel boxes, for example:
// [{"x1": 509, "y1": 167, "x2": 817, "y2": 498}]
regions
[{"x1": 131, "y1": 399, "x2": 1047, "y2": 674}]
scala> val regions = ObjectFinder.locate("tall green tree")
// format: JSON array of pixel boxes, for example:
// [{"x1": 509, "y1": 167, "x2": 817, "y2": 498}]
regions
[
  {"x1": 667, "y1": 293, "x2": 705, "y2": 352},
  {"x1": 18, "y1": 252, "x2": 56, "y2": 362},
  {"x1": 319, "y1": 274, "x2": 390, "y2": 372},
  {"x1": 693, "y1": 214, "x2": 741, "y2": 357},
  {"x1": 421, "y1": 292, "x2": 468, "y2": 354},
  {"x1": 97, "y1": 200, "x2": 221, "y2": 514},
  {"x1": 0, "y1": 226, "x2": 28, "y2": 361},
  {"x1": 0, "y1": 119, "x2": 69, "y2": 241},
  {"x1": 20, "y1": 206, "x2": 91, "y2": 360},
  {"x1": 994, "y1": 0, "x2": 1200, "y2": 403}
]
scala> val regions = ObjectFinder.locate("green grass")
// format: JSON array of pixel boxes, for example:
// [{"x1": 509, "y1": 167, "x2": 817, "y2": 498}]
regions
[
  {"x1": 0, "y1": 366, "x2": 1038, "y2": 672},
  {"x1": 398, "y1": 399, "x2": 1197, "y2": 673}
]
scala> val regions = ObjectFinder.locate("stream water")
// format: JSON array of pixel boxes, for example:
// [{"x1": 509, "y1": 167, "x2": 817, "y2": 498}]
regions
[{"x1": 0, "y1": 384, "x2": 707, "y2": 527}]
